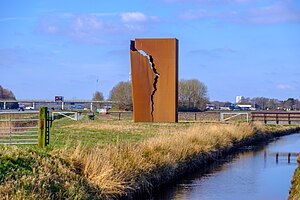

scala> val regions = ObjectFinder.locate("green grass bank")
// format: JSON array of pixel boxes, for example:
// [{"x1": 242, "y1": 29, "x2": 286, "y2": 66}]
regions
[
  {"x1": 0, "y1": 117, "x2": 300, "y2": 199},
  {"x1": 289, "y1": 155, "x2": 300, "y2": 200}
]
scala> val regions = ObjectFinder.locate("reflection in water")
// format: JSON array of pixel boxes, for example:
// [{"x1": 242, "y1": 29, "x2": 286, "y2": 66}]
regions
[{"x1": 151, "y1": 134, "x2": 300, "y2": 200}]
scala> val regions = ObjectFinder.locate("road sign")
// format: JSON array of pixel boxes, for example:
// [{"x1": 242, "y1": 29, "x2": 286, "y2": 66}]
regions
[{"x1": 55, "y1": 96, "x2": 64, "y2": 102}]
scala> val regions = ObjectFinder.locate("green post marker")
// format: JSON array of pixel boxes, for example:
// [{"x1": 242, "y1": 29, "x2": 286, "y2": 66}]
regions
[{"x1": 38, "y1": 107, "x2": 47, "y2": 148}]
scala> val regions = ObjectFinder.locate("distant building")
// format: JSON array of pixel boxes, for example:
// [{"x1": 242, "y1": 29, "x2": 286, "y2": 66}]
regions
[
  {"x1": 236, "y1": 104, "x2": 255, "y2": 111},
  {"x1": 206, "y1": 104, "x2": 216, "y2": 110},
  {"x1": 220, "y1": 106, "x2": 231, "y2": 110},
  {"x1": 236, "y1": 96, "x2": 243, "y2": 104}
]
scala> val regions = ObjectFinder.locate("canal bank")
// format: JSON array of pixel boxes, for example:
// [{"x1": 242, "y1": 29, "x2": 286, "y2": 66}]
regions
[
  {"x1": 289, "y1": 155, "x2": 300, "y2": 200},
  {"x1": 123, "y1": 124, "x2": 300, "y2": 200},
  {"x1": 2, "y1": 122, "x2": 299, "y2": 199},
  {"x1": 152, "y1": 133, "x2": 300, "y2": 199}
]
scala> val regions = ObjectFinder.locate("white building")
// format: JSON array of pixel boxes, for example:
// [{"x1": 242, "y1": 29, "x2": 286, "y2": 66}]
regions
[{"x1": 236, "y1": 96, "x2": 243, "y2": 104}]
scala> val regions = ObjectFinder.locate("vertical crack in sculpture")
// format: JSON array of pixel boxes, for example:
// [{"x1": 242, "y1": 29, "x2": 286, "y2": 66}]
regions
[
  {"x1": 137, "y1": 50, "x2": 160, "y2": 122},
  {"x1": 130, "y1": 38, "x2": 178, "y2": 123}
]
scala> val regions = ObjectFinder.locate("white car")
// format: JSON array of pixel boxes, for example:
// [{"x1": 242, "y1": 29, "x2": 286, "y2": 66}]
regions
[{"x1": 25, "y1": 106, "x2": 34, "y2": 110}]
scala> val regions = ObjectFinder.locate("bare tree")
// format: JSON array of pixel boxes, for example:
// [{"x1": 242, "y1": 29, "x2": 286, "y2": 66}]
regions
[
  {"x1": 253, "y1": 97, "x2": 269, "y2": 110},
  {"x1": 295, "y1": 99, "x2": 300, "y2": 110},
  {"x1": 266, "y1": 99, "x2": 277, "y2": 110},
  {"x1": 178, "y1": 79, "x2": 209, "y2": 111},
  {"x1": 92, "y1": 91, "x2": 104, "y2": 101},
  {"x1": 92, "y1": 91, "x2": 104, "y2": 109},
  {"x1": 109, "y1": 81, "x2": 132, "y2": 111},
  {"x1": 284, "y1": 98, "x2": 295, "y2": 110}
]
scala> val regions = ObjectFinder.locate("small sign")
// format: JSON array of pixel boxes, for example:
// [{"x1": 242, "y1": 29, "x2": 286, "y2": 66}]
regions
[
  {"x1": 97, "y1": 108, "x2": 107, "y2": 114},
  {"x1": 55, "y1": 96, "x2": 64, "y2": 102}
]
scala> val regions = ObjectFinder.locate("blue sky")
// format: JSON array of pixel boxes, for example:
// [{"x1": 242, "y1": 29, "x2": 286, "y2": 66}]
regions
[{"x1": 1, "y1": 0, "x2": 300, "y2": 102}]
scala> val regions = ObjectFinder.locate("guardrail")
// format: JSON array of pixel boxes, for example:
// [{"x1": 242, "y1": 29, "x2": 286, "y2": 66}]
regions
[{"x1": 251, "y1": 112, "x2": 300, "y2": 124}]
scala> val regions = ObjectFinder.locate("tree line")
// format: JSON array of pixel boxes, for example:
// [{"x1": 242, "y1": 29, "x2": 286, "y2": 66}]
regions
[
  {"x1": 95, "y1": 80, "x2": 300, "y2": 112},
  {"x1": 2, "y1": 82, "x2": 298, "y2": 111},
  {"x1": 0, "y1": 85, "x2": 16, "y2": 100},
  {"x1": 0, "y1": 85, "x2": 18, "y2": 109},
  {"x1": 93, "y1": 79, "x2": 209, "y2": 111},
  {"x1": 236, "y1": 97, "x2": 300, "y2": 111}
]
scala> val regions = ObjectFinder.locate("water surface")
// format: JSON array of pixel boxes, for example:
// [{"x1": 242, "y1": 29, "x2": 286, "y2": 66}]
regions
[{"x1": 152, "y1": 134, "x2": 300, "y2": 200}]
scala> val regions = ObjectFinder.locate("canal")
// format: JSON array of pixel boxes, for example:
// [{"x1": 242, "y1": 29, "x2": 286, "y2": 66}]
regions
[{"x1": 151, "y1": 133, "x2": 300, "y2": 200}]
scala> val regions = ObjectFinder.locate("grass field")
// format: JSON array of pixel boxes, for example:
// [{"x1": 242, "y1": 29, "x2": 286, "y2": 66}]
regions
[
  {"x1": 0, "y1": 112, "x2": 299, "y2": 199},
  {"x1": 50, "y1": 115, "x2": 191, "y2": 148}
]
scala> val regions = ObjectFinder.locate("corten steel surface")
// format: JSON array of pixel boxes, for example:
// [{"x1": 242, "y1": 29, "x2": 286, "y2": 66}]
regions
[{"x1": 130, "y1": 38, "x2": 178, "y2": 122}]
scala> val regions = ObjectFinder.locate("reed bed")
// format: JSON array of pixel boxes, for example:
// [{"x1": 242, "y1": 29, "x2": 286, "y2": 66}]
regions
[
  {"x1": 289, "y1": 155, "x2": 300, "y2": 200},
  {"x1": 0, "y1": 146, "x2": 94, "y2": 199},
  {"x1": 68, "y1": 122, "x2": 295, "y2": 199}
]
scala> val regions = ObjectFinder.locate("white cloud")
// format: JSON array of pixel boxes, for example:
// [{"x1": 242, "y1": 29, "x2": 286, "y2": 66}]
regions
[
  {"x1": 38, "y1": 12, "x2": 159, "y2": 45},
  {"x1": 120, "y1": 12, "x2": 159, "y2": 23},
  {"x1": 163, "y1": 0, "x2": 251, "y2": 4},
  {"x1": 277, "y1": 84, "x2": 294, "y2": 90},
  {"x1": 179, "y1": 0, "x2": 300, "y2": 24},
  {"x1": 71, "y1": 15, "x2": 120, "y2": 35},
  {"x1": 180, "y1": 9, "x2": 237, "y2": 20},
  {"x1": 0, "y1": 17, "x2": 32, "y2": 22},
  {"x1": 44, "y1": 26, "x2": 60, "y2": 34},
  {"x1": 189, "y1": 47, "x2": 236, "y2": 59},
  {"x1": 121, "y1": 12, "x2": 148, "y2": 23},
  {"x1": 247, "y1": 2, "x2": 300, "y2": 24}
]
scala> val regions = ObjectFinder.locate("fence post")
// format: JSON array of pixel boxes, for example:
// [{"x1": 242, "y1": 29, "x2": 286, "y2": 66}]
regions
[
  {"x1": 38, "y1": 107, "x2": 48, "y2": 148},
  {"x1": 9, "y1": 114, "x2": 12, "y2": 144}
]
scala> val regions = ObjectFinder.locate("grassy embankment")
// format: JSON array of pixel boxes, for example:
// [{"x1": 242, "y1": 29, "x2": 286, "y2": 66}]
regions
[
  {"x1": 289, "y1": 155, "x2": 300, "y2": 200},
  {"x1": 0, "y1": 113, "x2": 299, "y2": 199}
]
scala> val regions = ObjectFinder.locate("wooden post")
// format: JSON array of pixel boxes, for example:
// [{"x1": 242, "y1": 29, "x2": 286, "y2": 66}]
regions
[
  {"x1": 38, "y1": 107, "x2": 48, "y2": 148},
  {"x1": 288, "y1": 153, "x2": 291, "y2": 163},
  {"x1": 276, "y1": 153, "x2": 279, "y2": 163},
  {"x1": 119, "y1": 112, "x2": 121, "y2": 120},
  {"x1": 194, "y1": 113, "x2": 197, "y2": 121}
]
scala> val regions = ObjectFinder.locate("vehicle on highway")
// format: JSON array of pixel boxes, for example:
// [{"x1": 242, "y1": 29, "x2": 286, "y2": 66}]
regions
[
  {"x1": 18, "y1": 104, "x2": 25, "y2": 111},
  {"x1": 25, "y1": 106, "x2": 34, "y2": 110}
]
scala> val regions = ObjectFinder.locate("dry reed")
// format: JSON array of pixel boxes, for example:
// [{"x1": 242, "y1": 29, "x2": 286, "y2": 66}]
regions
[
  {"x1": 68, "y1": 122, "x2": 294, "y2": 199},
  {"x1": 289, "y1": 155, "x2": 300, "y2": 200}
]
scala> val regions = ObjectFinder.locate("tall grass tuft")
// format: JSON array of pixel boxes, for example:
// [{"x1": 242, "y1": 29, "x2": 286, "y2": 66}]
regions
[
  {"x1": 0, "y1": 146, "x2": 96, "y2": 199},
  {"x1": 289, "y1": 155, "x2": 300, "y2": 200}
]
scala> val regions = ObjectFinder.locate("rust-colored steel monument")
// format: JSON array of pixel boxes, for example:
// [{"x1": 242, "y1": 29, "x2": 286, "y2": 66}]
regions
[{"x1": 130, "y1": 38, "x2": 178, "y2": 122}]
